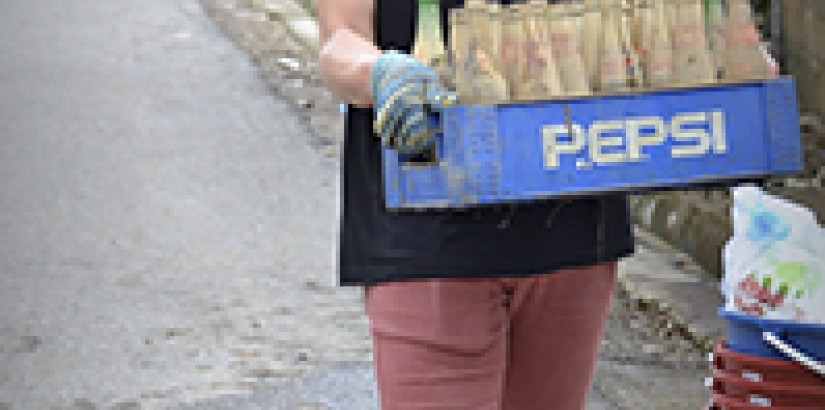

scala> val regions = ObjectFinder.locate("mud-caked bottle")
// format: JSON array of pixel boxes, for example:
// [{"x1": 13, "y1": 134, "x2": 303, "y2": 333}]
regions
[
  {"x1": 518, "y1": 0, "x2": 563, "y2": 100},
  {"x1": 705, "y1": 0, "x2": 727, "y2": 79},
  {"x1": 597, "y1": 0, "x2": 628, "y2": 92},
  {"x1": 646, "y1": 0, "x2": 674, "y2": 87},
  {"x1": 450, "y1": 1, "x2": 508, "y2": 103},
  {"x1": 581, "y1": 0, "x2": 605, "y2": 88},
  {"x1": 724, "y1": 0, "x2": 770, "y2": 80},
  {"x1": 413, "y1": 0, "x2": 448, "y2": 73},
  {"x1": 501, "y1": 4, "x2": 528, "y2": 101},
  {"x1": 619, "y1": 0, "x2": 644, "y2": 87},
  {"x1": 670, "y1": 0, "x2": 716, "y2": 85},
  {"x1": 550, "y1": 1, "x2": 591, "y2": 95}
]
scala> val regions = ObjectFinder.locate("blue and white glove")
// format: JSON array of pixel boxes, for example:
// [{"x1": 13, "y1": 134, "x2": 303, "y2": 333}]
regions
[{"x1": 371, "y1": 52, "x2": 456, "y2": 155}]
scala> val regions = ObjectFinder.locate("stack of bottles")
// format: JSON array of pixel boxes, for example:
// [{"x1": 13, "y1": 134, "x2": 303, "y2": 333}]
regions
[{"x1": 412, "y1": 0, "x2": 776, "y2": 104}]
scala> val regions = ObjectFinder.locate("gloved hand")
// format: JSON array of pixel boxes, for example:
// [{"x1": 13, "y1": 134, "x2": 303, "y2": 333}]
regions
[{"x1": 371, "y1": 52, "x2": 456, "y2": 155}]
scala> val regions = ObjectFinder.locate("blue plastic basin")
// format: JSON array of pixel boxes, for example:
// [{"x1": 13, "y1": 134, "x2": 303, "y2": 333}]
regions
[{"x1": 720, "y1": 307, "x2": 825, "y2": 362}]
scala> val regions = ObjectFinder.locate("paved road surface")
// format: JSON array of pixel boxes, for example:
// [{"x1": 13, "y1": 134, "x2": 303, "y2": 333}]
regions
[
  {"x1": 0, "y1": 1, "x2": 370, "y2": 408},
  {"x1": 0, "y1": 0, "x2": 690, "y2": 409}
]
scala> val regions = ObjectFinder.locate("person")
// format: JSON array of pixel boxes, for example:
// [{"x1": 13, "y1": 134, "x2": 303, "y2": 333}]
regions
[{"x1": 317, "y1": 1, "x2": 635, "y2": 409}]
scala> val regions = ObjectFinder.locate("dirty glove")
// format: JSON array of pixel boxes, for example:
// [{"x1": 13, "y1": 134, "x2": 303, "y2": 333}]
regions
[{"x1": 371, "y1": 52, "x2": 456, "y2": 155}]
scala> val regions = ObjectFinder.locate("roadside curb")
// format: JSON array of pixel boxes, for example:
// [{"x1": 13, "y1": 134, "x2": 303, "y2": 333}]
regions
[
  {"x1": 200, "y1": 0, "x2": 343, "y2": 158},
  {"x1": 252, "y1": 0, "x2": 319, "y2": 51},
  {"x1": 618, "y1": 227, "x2": 726, "y2": 355}
]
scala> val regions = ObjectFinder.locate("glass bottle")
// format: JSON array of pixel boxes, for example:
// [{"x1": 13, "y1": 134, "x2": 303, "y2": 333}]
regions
[
  {"x1": 635, "y1": 0, "x2": 656, "y2": 84},
  {"x1": 450, "y1": 7, "x2": 471, "y2": 97},
  {"x1": 647, "y1": 0, "x2": 674, "y2": 87},
  {"x1": 705, "y1": 0, "x2": 727, "y2": 80},
  {"x1": 481, "y1": 1, "x2": 504, "y2": 76},
  {"x1": 502, "y1": 4, "x2": 527, "y2": 101},
  {"x1": 551, "y1": 1, "x2": 592, "y2": 95},
  {"x1": 581, "y1": 0, "x2": 604, "y2": 87},
  {"x1": 468, "y1": 0, "x2": 505, "y2": 83},
  {"x1": 598, "y1": 0, "x2": 628, "y2": 92},
  {"x1": 671, "y1": 0, "x2": 716, "y2": 85},
  {"x1": 450, "y1": 2, "x2": 508, "y2": 103},
  {"x1": 724, "y1": 0, "x2": 769, "y2": 80},
  {"x1": 519, "y1": 1, "x2": 563, "y2": 101},
  {"x1": 413, "y1": 0, "x2": 448, "y2": 73},
  {"x1": 620, "y1": 0, "x2": 644, "y2": 87}
]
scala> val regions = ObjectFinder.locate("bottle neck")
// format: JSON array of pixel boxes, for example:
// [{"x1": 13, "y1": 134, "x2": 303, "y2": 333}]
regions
[{"x1": 413, "y1": 0, "x2": 447, "y2": 67}]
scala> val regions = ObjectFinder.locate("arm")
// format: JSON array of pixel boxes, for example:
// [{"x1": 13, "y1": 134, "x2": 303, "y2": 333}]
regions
[
  {"x1": 317, "y1": 0, "x2": 382, "y2": 108},
  {"x1": 318, "y1": 0, "x2": 454, "y2": 154}
]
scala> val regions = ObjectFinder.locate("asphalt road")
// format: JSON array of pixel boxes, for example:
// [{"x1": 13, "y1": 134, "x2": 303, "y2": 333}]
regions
[
  {"x1": 0, "y1": 1, "x2": 369, "y2": 408},
  {"x1": 0, "y1": 1, "x2": 705, "y2": 409}
]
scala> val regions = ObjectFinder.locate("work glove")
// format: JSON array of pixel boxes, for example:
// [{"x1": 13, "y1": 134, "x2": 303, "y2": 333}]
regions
[{"x1": 371, "y1": 52, "x2": 456, "y2": 155}]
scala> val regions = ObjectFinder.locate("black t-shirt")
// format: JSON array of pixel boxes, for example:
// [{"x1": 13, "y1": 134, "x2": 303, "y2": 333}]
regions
[{"x1": 338, "y1": 0, "x2": 635, "y2": 286}]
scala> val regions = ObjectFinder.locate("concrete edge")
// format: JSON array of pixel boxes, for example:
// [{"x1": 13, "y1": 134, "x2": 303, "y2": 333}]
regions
[
  {"x1": 260, "y1": 0, "x2": 319, "y2": 52},
  {"x1": 615, "y1": 278, "x2": 718, "y2": 356},
  {"x1": 618, "y1": 227, "x2": 726, "y2": 355},
  {"x1": 272, "y1": 14, "x2": 318, "y2": 52}
]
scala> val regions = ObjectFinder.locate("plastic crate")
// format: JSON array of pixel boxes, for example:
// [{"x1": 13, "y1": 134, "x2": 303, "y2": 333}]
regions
[
  {"x1": 382, "y1": 77, "x2": 803, "y2": 210},
  {"x1": 719, "y1": 307, "x2": 825, "y2": 363}
]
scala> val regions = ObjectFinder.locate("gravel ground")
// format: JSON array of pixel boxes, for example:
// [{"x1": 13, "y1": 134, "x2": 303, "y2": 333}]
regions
[{"x1": 593, "y1": 288, "x2": 710, "y2": 410}]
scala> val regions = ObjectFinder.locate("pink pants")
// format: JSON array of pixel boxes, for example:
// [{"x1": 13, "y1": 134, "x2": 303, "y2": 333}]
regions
[{"x1": 364, "y1": 262, "x2": 617, "y2": 410}]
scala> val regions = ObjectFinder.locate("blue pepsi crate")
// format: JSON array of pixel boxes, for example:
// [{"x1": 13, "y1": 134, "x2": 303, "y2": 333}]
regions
[{"x1": 382, "y1": 77, "x2": 804, "y2": 210}]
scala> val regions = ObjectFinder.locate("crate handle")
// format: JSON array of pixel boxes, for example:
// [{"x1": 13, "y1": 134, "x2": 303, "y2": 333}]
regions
[{"x1": 762, "y1": 331, "x2": 825, "y2": 378}]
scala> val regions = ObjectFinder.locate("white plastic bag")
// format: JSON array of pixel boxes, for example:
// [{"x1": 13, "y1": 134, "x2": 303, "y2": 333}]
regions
[{"x1": 723, "y1": 186, "x2": 825, "y2": 324}]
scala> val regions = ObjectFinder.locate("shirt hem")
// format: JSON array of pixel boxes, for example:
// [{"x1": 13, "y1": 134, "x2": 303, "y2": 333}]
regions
[{"x1": 337, "y1": 238, "x2": 635, "y2": 286}]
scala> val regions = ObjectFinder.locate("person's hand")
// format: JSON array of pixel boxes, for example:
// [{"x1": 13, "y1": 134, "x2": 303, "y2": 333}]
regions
[{"x1": 371, "y1": 52, "x2": 456, "y2": 155}]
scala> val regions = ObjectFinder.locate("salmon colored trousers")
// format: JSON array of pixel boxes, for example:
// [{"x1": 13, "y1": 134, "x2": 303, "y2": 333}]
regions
[{"x1": 364, "y1": 262, "x2": 618, "y2": 410}]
